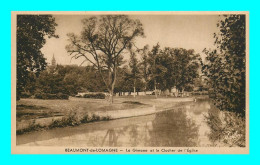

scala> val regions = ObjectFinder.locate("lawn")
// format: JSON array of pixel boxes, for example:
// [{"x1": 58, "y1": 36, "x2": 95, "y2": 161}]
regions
[
  {"x1": 17, "y1": 95, "x2": 195, "y2": 121},
  {"x1": 16, "y1": 96, "x2": 157, "y2": 121}
]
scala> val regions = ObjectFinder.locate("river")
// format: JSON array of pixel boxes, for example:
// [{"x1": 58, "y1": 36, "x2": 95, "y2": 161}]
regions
[{"x1": 17, "y1": 99, "x2": 223, "y2": 147}]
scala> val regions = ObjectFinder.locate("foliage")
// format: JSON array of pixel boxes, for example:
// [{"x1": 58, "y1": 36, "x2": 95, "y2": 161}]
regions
[
  {"x1": 147, "y1": 43, "x2": 161, "y2": 97},
  {"x1": 16, "y1": 120, "x2": 44, "y2": 135},
  {"x1": 82, "y1": 93, "x2": 106, "y2": 99},
  {"x1": 34, "y1": 92, "x2": 69, "y2": 100},
  {"x1": 35, "y1": 68, "x2": 65, "y2": 95},
  {"x1": 17, "y1": 15, "x2": 58, "y2": 100},
  {"x1": 172, "y1": 48, "x2": 201, "y2": 92},
  {"x1": 146, "y1": 44, "x2": 201, "y2": 94},
  {"x1": 17, "y1": 112, "x2": 111, "y2": 135},
  {"x1": 129, "y1": 51, "x2": 140, "y2": 83},
  {"x1": 202, "y1": 15, "x2": 246, "y2": 115},
  {"x1": 205, "y1": 106, "x2": 245, "y2": 147},
  {"x1": 66, "y1": 15, "x2": 144, "y2": 102},
  {"x1": 139, "y1": 45, "x2": 150, "y2": 92},
  {"x1": 122, "y1": 101, "x2": 144, "y2": 105},
  {"x1": 49, "y1": 112, "x2": 80, "y2": 128},
  {"x1": 20, "y1": 91, "x2": 31, "y2": 98},
  {"x1": 30, "y1": 65, "x2": 107, "y2": 98},
  {"x1": 80, "y1": 113, "x2": 110, "y2": 123},
  {"x1": 128, "y1": 50, "x2": 144, "y2": 94}
]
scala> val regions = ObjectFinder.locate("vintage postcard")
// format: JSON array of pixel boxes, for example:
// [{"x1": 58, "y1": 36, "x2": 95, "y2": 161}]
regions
[{"x1": 11, "y1": 11, "x2": 249, "y2": 154}]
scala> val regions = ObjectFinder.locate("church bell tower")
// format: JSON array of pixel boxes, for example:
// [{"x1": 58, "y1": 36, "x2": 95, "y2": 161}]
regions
[{"x1": 51, "y1": 54, "x2": 56, "y2": 66}]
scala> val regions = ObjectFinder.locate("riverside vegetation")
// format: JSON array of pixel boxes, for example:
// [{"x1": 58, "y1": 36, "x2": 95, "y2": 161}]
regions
[{"x1": 17, "y1": 111, "x2": 111, "y2": 135}]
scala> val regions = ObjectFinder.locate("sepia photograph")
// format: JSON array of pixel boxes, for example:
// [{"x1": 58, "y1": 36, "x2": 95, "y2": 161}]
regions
[{"x1": 11, "y1": 11, "x2": 249, "y2": 154}]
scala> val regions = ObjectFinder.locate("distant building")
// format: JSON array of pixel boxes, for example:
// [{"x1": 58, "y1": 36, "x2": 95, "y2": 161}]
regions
[
  {"x1": 51, "y1": 54, "x2": 56, "y2": 66},
  {"x1": 46, "y1": 54, "x2": 57, "y2": 72}
]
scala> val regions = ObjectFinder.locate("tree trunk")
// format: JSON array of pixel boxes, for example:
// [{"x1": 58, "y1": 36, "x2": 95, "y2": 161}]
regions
[
  {"x1": 154, "y1": 80, "x2": 157, "y2": 98},
  {"x1": 108, "y1": 83, "x2": 115, "y2": 104},
  {"x1": 180, "y1": 88, "x2": 183, "y2": 97},
  {"x1": 110, "y1": 65, "x2": 117, "y2": 104},
  {"x1": 169, "y1": 87, "x2": 172, "y2": 97},
  {"x1": 134, "y1": 79, "x2": 136, "y2": 98},
  {"x1": 111, "y1": 88, "x2": 114, "y2": 103}
]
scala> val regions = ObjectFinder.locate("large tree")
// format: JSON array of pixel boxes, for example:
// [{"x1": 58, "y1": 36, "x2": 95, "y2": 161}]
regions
[
  {"x1": 203, "y1": 15, "x2": 246, "y2": 115},
  {"x1": 147, "y1": 45, "x2": 201, "y2": 97},
  {"x1": 172, "y1": 48, "x2": 201, "y2": 93},
  {"x1": 147, "y1": 43, "x2": 161, "y2": 98},
  {"x1": 66, "y1": 15, "x2": 144, "y2": 103},
  {"x1": 17, "y1": 15, "x2": 58, "y2": 100},
  {"x1": 155, "y1": 47, "x2": 175, "y2": 92},
  {"x1": 129, "y1": 50, "x2": 142, "y2": 97},
  {"x1": 139, "y1": 45, "x2": 149, "y2": 94}
]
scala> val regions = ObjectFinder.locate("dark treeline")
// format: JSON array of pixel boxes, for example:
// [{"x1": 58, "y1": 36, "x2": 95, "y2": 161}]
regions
[
  {"x1": 21, "y1": 65, "x2": 107, "y2": 97},
  {"x1": 21, "y1": 44, "x2": 204, "y2": 98},
  {"x1": 123, "y1": 44, "x2": 203, "y2": 97}
]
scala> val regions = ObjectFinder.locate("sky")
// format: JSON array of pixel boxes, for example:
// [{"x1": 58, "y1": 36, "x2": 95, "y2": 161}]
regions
[{"x1": 41, "y1": 14, "x2": 220, "y2": 66}]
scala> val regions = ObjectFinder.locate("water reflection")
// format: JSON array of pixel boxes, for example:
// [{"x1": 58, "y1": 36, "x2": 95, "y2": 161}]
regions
[
  {"x1": 204, "y1": 104, "x2": 223, "y2": 146},
  {"x1": 148, "y1": 109, "x2": 199, "y2": 147}
]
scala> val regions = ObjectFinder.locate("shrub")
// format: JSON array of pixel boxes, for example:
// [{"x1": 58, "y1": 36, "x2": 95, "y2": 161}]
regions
[
  {"x1": 56, "y1": 93, "x2": 69, "y2": 99},
  {"x1": 34, "y1": 92, "x2": 45, "y2": 99},
  {"x1": 101, "y1": 116, "x2": 111, "y2": 121},
  {"x1": 49, "y1": 113, "x2": 80, "y2": 128},
  {"x1": 17, "y1": 112, "x2": 111, "y2": 135},
  {"x1": 34, "y1": 92, "x2": 69, "y2": 100},
  {"x1": 123, "y1": 101, "x2": 144, "y2": 105},
  {"x1": 16, "y1": 120, "x2": 45, "y2": 135},
  {"x1": 80, "y1": 114, "x2": 91, "y2": 123},
  {"x1": 205, "y1": 107, "x2": 245, "y2": 147},
  {"x1": 80, "y1": 113, "x2": 110, "y2": 123},
  {"x1": 20, "y1": 92, "x2": 32, "y2": 98},
  {"x1": 91, "y1": 114, "x2": 101, "y2": 121},
  {"x1": 83, "y1": 93, "x2": 105, "y2": 99}
]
